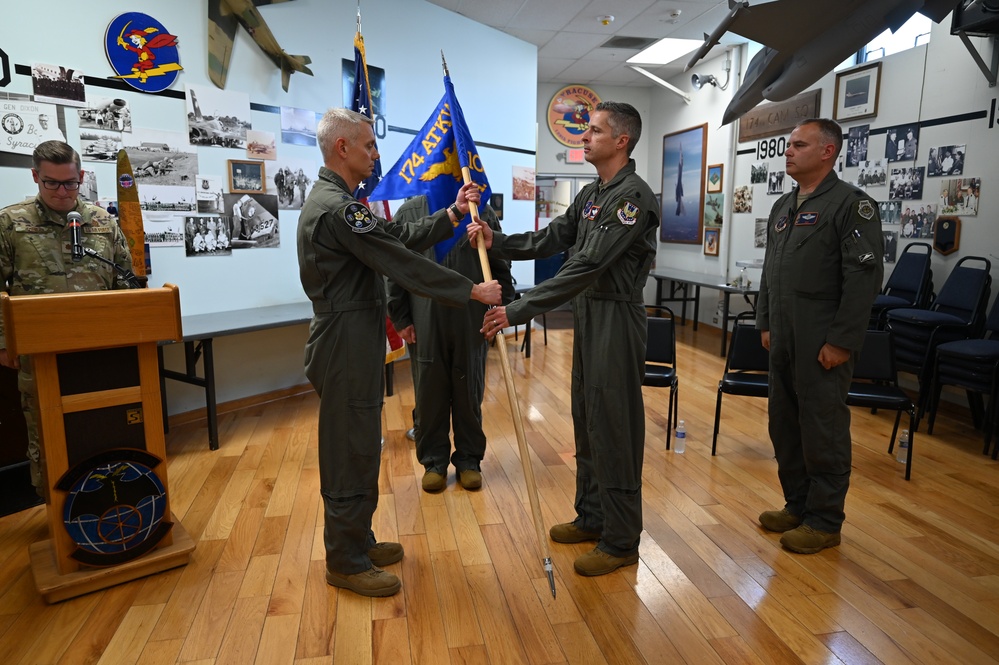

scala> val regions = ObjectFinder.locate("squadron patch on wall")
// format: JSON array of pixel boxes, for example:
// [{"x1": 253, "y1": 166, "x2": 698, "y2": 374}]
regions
[
  {"x1": 343, "y1": 202, "x2": 376, "y2": 233},
  {"x1": 857, "y1": 200, "x2": 875, "y2": 220}
]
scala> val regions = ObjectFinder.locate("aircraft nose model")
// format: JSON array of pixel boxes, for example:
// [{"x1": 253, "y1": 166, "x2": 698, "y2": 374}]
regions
[
  {"x1": 208, "y1": 0, "x2": 313, "y2": 92},
  {"x1": 686, "y1": 0, "x2": 962, "y2": 125}
]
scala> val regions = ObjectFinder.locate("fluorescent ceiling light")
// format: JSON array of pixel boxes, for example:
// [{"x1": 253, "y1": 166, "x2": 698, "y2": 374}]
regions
[{"x1": 627, "y1": 38, "x2": 703, "y2": 66}]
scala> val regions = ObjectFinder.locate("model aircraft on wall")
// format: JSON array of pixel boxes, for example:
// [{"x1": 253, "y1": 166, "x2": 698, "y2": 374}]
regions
[
  {"x1": 686, "y1": 0, "x2": 963, "y2": 125},
  {"x1": 208, "y1": 0, "x2": 313, "y2": 92}
]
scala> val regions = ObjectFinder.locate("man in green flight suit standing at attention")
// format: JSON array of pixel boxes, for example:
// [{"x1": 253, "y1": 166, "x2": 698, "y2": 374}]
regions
[
  {"x1": 468, "y1": 101, "x2": 659, "y2": 577},
  {"x1": 757, "y1": 118, "x2": 883, "y2": 554},
  {"x1": 297, "y1": 108, "x2": 501, "y2": 598}
]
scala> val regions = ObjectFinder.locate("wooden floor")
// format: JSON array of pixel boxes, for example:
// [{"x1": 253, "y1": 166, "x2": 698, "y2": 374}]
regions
[{"x1": 2, "y1": 323, "x2": 999, "y2": 664}]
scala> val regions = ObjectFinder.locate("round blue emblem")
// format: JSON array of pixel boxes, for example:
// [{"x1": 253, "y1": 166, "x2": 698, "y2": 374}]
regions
[{"x1": 105, "y1": 13, "x2": 183, "y2": 94}]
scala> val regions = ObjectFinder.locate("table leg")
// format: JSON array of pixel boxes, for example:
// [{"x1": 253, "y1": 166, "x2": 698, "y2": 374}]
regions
[
  {"x1": 693, "y1": 286, "x2": 701, "y2": 331},
  {"x1": 203, "y1": 339, "x2": 218, "y2": 451},
  {"x1": 721, "y1": 292, "x2": 731, "y2": 356}
]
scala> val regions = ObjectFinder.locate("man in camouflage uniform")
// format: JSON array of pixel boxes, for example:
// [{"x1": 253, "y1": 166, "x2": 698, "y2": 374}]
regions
[
  {"x1": 468, "y1": 101, "x2": 659, "y2": 577},
  {"x1": 757, "y1": 119, "x2": 884, "y2": 554},
  {"x1": 0, "y1": 141, "x2": 134, "y2": 493},
  {"x1": 297, "y1": 108, "x2": 500, "y2": 597},
  {"x1": 387, "y1": 197, "x2": 514, "y2": 493}
]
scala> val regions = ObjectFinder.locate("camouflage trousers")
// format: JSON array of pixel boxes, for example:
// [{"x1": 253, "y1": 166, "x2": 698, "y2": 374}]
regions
[{"x1": 17, "y1": 357, "x2": 41, "y2": 488}]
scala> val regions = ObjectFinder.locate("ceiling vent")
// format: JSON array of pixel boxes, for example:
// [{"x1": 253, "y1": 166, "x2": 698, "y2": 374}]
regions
[{"x1": 600, "y1": 36, "x2": 658, "y2": 50}]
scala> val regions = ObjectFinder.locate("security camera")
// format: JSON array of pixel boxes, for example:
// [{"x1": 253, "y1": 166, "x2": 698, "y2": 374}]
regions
[{"x1": 691, "y1": 73, "x2": 719, "y2": 89}]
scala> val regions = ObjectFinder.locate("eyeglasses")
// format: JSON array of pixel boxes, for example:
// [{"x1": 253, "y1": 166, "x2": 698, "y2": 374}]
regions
[{"x1": 40, "y1": 179, "x2": 81, "y2": 191}]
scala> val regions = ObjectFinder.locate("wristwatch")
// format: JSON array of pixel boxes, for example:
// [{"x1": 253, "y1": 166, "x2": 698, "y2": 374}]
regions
[{"x1": 448, "y1": 203, "x2": 465, "y2": 222}]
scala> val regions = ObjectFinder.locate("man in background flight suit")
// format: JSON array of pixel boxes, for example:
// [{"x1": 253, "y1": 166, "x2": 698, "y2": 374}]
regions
[
  {"x1": 387, "y1": 196, "x2": 514, "y2": 493},
  {"x1": 468, "y1": 101, "x2": 659, "y2": 577},
  {"x1": 0, "y1": 140, "x2": 134, "y2": 494},
  {"x1": 297, "y1": 108, "x2": 500, "y2": 597},
  {"x1": 757, "y1": 118, "x2": 884, "y2": 554}
]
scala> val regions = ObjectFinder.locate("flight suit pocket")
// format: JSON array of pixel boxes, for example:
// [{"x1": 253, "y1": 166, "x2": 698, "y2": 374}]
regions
[
  {"x1": 575, "y1": 224, "x2": 614, "y2": 265},
  {"x1": 346, "y1": 399, "x2": 382, "y2": 457},
  {"x1": 842, "y1": 232, "x2": 880, "y2": 273}
]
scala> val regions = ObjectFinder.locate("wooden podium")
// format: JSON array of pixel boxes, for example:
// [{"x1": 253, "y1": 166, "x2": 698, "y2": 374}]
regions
[{"x1": 0, "y1": 284, "x2": 195, "y2": 603}]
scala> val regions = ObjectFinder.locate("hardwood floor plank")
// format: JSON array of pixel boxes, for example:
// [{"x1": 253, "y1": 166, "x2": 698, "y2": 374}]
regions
[
  {"x1": 216, "y1": 596, "x2": 269, "y2": 665},
  {"x1": 94, "y1": 604, "x2": 164, "y2": 665}
]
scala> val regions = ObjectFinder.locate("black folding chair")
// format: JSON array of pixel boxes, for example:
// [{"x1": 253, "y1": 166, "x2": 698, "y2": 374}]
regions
[
  {"x1": 712, "y1": 312, "x2": 769, "y2": 455},
  {"x1": 928, "y1": 295, "x2": 999, "y2": 457},
  {"x1": 847, "y1": 330, "x2": 916, "y2": 479},
  {"x1": 643, "y1": 307, "x2": 678, "y2": 449},
  {"x1": 870, "y1": 242, "x2": 933, "y2": 329},
  {"x1": 886, "y1": 256, "x2": 992, "y2": 428}
]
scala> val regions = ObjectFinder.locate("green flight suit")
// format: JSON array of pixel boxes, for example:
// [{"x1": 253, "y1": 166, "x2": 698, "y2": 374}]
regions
[
  {"x1": 386, "y1": 197, "x2": 514, "y2": 476},
  {"x1": 758, "y1": 170, "x2": 884, "y2": 533},
  {"x1": 0, "y1": 196, "x2": 134, "y2": 487},
  {"x1": 297, "y1": 167, "x2": 478, "y2": 575},
  {"x1": 486, "y1": 159, "x2": 658, "y2": 557}
]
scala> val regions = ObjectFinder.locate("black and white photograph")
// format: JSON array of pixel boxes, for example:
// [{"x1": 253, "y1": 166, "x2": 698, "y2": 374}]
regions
[
  {"x1": 280, "y1": 106, "x2": 318, "y2": 146},
  {"x1": 77, "y1": 97, "x2": 131, "y2": 133},
  {"x1": 884, "y1": 124, "x2": 919, "y2": 162},
  {"x1": 124, "y1": 128, "x2": 198, "y2": 186},
  {"x1": 927, "y1": 144, "x2": 965, "y2": 177},
  {"x1": 733, "y1": 185, "x2": 752, "y2": 213},
  {"x1": 196, "y1": 175, "x2": 226, "y2": 214},
  {"x1": 79, "y1": 170, "x2": 98, "y2": 203},
  {"x1": 31, "y1": 62, "x2": 85, "y2": 106},
  {"x1": 767, "y1": 170, "x2": 785, "y2": 195},
  {"x1": 754, "y1": 217, "x2": 768, "y2": 248},
  {"x1": 79, "y1": 130, "x2": 124, "y2": 162},
  {"x1": 846, "y1": 124, "x2": 869, "y2": 167},
  {"x1": 224, "y1": 193, "x2": 281, "y2": 248},
  {"x1": 186, "y1": 83, "x2": 250, "y2": 149},
  {"x1": 140, "y1": 184, "x2": 197, "y2": 214},
  {"x1": 883, "y1": 231, "x2": 898, "y2": 263},
  {"x1": 856, "y1": 159, "x2": 886, "y2": 188},
  {"x1": 750, "y1": 160, "x2": 768, "y2": 184},
  {"x1": 940, "y1": 177, "x2": 981, "y2": 216},
  {"x1": 95, "y1": 199, "x2": 118, "y2": 218},
  {"x1": 185, "y1": 216, "x2": 233, "y2": 257},
  {"x1": 228, "y1": 159, "x2": 265, "y2": 194},
  {"x1": 889, "y1": 166, "x2": 924, "y2": 200},
  {"x1": 246, "y1": 129, "x2": 277, "y2": 160},
  {"x1": 878, "y1": 200, "x2": 902, "y2": 225},
  {"x1": 267, "y1": 157, "x2": 317, "y2": 210},
  {"x1": 144, "y1": 214, "x2": 185, "y2": 247}
]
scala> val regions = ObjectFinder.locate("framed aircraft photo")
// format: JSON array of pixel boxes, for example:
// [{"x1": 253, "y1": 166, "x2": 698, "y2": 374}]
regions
[
  {"x1": 834, "y1": 61, "x2": 882, "y2": 121},
  {"x1": 660, "y1": 123, "x2": 707, "y2": 244},
  {"x1": 228, "y1": 159, "x2": 265, "y2": 194},
  {"x1": 703, "y1": 228, "x2": 719, "y2": 256}
]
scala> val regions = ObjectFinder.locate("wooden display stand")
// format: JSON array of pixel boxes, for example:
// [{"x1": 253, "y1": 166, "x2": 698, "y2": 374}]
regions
[{"x1": 0, "y1": 284, "x2": 195, "y2": 603}]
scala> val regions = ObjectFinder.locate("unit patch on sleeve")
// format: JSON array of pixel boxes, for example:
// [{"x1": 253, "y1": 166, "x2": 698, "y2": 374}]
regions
[
  {"x1": 616, "y1": 201, "x2": 640, "y2": 225},
  {"x1": 343, "y1": 202, "x2": 376, "y2": 233},
  {"x1": 857, "y1": 200, "x2": 875, "y2": 220}
]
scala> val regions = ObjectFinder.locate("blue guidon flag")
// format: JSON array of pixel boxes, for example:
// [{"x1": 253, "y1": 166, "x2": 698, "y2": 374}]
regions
[{"x1": 371, "y1": 73, "x2": 491, "y2": 263}]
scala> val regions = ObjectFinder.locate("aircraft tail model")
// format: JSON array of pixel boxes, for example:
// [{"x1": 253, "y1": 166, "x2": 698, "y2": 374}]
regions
[
  {"x1": 686, "y1": 0, "x2": 962, "y2": 125},
  {"x1": 208, "y1": 0, "x2": 313, "y2": 92}
]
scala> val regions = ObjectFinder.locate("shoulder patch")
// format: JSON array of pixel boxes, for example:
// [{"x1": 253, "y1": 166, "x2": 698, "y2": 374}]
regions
[
  {"x1": 616, "y1": 200, "x2": 640, "y2": 226},
  {"x1": 857, "y1": 200, "x2": 875, "y2": 221},
  {"x1": 343, "y1": 202, "x2": 376, "y2": 234}
]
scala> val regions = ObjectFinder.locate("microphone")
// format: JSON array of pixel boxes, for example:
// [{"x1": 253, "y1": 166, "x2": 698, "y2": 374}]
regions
[{"x1": 67, "y1": 211, "x2": 84, "y2": 263}]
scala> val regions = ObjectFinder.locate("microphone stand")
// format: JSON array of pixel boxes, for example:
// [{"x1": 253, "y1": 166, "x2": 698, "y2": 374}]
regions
[{"x1": 81, "y1": 247, "x2": 144, "y2": 289}]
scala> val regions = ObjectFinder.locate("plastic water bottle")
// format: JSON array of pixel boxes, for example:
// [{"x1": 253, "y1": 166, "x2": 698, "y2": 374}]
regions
[
  {"x1": 896, "y1": 429, "x2": 909, "y2": 464},
  {"x1": 674, "y1": 420, "x2": 686, "y2": 454}
]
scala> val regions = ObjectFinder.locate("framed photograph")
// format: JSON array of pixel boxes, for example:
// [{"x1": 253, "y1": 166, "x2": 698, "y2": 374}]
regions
[
  {"x1": 706, "y1": 164, "x2": 723, "y2": 193},
  {"x1": 228, "y1": 159, "x2": 265, "y2": 194},
  {"x1": 703, "y1": 228, "x2": 719, "y2": 256},
  {"x1": 833, "y1": 61, "x2": 882, "y2": 121},
  {"x1": 660, "y1": 123, "x2": 707, "y2": 244}
]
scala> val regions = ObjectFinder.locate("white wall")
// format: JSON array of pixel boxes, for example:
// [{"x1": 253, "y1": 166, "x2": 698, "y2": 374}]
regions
[
  {"x1": 0, "y1": 0, "x2": 537, "y2": 415},
  {"x1": 645, "y1": 22, "x2": 999, "y2": 325}
]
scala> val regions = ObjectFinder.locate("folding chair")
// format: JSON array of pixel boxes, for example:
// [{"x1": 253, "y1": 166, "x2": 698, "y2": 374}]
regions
[
  {"x1": 643, "y1": 307, "x2": 678, "y2": 449},
  {"x1": 712, "y1": 312, "x2": 769, "y2": 455},
  {"x1": 870, "y1": 242, "x2": 932, "y2": 329}
]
